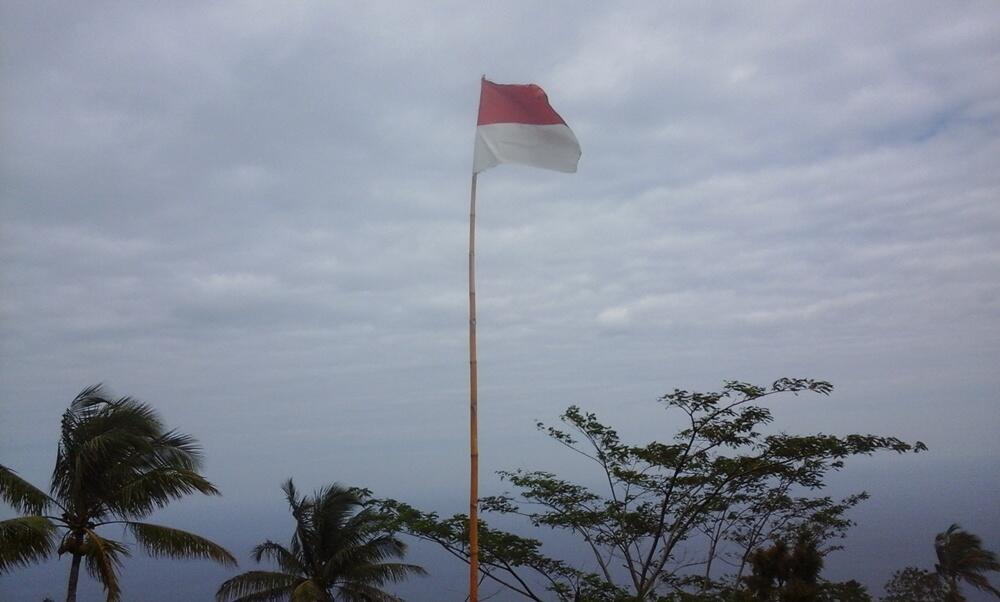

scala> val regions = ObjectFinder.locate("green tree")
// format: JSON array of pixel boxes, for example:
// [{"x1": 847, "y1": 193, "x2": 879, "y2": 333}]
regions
[
  {"x1": 217, "y1": 479, "x2": 425, "y2": 602},
  {"x1": 934, "y1": 524, "x2": 1000, "y2": 601},
  {"x1": 817, "y1": 580, "x2": 871, "y2": 601},
  {"x1": 0, "y1": 385, "x2": 236, "y2": 602},
  {"x1": 881, "y1": 567, "x2": 946, "y2": 602},
  {"x1": 743, "y1": 534, "x2": 824, "y2": 601},
  {"x1": 736, "y1": 534, "x2": 870, "y2": 601},
  {"x1": 379, "y1": 379, "x2": 925, "y2": 600}
]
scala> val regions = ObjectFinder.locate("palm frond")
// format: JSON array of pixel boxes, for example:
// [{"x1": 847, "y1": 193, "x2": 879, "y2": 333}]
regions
[
  {"x1": 252, "y1": 479, "x2": 423, "y2": 599},
  {"x1": 216, "y1": 570, "x2": 300, "y2": 602},
  {"x1": 82, "y1": 528, "x2": 129, "y2": 602},
  {"x1": 284, "y1": 479, "x2": 322, "y2": 573},
  {"x1": 290, "y1": 579, "x2": 329, "y2": 602},
  {"x1": 314, "y1": 485, "x2": 365, "y2": 561},
  {"x1": 68, "y1": 384, "x2": 112, "y2": 411},
  {"x1": 106, "y1": 396, "x2": 164, "y2": 433},
  {"x1": 127, "y1": 521, "x2": 237, "y2": 567},
  {"x1": 52, "y1": 387, "x2": 162, "y2": 503},
  {"x1": 282, "y1": 479, "x2": 301, "y2": 512},
  {"x1": 935, "y1": 523, "x2": 1000, "y2": 598},
  {"x1": 335, "y1": 580, "x2": 402, "y2": 602},
  {"x1": 352, "y1": 533, "x2": 409, "y2": 563},
  {"x1": 51, "y1": 386, "x2": 222, "y2": 522},
  {"x1": 0, "y1": 464, "x2": 54, "y2": 514},
  {"x1": 106, "y1": 467, "x2": 220, "y2": 518},
  {"x1": 252, "y1": 540, "x2": 305, "y2": 574},
  {"x1": 343, "y1": 561, "x2": 427, "y2": 587},
  {"x1": 76, "y1": 430, "x2": 151, "y2": 475},
  {"x1": 149, "y1": 429, "x2": 204, "y2": 470},
  {"x1": 956, "y1": 571, "x2": 1000, "y2": 596},
  {"x1": 76, "y1": 395, "x2": 162, "y2": 443},
  {"x1": 321, "y1": 535, "x2": 409, "y2": 584},
  {"x1": 331, "y1": 517, "x2": 424, "y2": 587},
  {"x1": 63, "y1": 384, "x2": 111, "y2": 429},
  {"x1": 0, "y1": 516, "x2": 57, "y2": 573}
]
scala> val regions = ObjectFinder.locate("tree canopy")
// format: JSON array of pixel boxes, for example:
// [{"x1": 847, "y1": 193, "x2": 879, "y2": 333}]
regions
[
  {"x1": 379, "y1": 378, "x2": 926, "y2": 600},
  {"x1": 217, "y1": 479, "x2": 425, "y2": 602}
]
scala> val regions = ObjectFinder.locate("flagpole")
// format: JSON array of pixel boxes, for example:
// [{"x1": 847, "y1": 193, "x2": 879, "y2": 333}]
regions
[{"x1": 467, "y1": 170, "x2": 480, "y2": 602}]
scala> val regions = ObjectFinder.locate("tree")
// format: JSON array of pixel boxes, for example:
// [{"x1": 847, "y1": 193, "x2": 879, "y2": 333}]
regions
[
  {"x1": 731, "y1": 533, "x2": 872, "y2": 601},
  {"x1": 934, "y1": 524, "x2": 1000, "y2": 601},
  {"x1": 743, "y1": 534, "x2": 824, "y2": 601},
  {"x1": 379, "y1": 379, "x2": 925, "y2": 600},
  {"x1": 882, "y1": 567, "x2": 946, "y2": 602},
  {"x1": 0, "y1": 385, "x2": 236, "y2": 602},
  {"x1": 217, "y1": 479, "x2": 425, "y2": 602}
]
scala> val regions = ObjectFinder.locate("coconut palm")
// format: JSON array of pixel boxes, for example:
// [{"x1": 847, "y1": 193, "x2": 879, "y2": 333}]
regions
[
  {"x1": 934, "y1": 523, "x2": 1000, "y2": 601},
  {"x1": 217, "y1": 479, "x2": 425, "y2": 602},
  {"x1": 0, "y1": 385, "x2": 236, "y2": 602}
]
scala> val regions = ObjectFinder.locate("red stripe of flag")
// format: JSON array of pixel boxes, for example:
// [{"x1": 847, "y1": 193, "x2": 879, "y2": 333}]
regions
[{"x1": 477, "y1": 79, "x2": 567, "y2": 126}]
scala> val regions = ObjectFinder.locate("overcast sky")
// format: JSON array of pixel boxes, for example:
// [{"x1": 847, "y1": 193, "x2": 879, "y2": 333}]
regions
[{"x1": 2, "y1": 1, "x2": 999, "y2": 600}]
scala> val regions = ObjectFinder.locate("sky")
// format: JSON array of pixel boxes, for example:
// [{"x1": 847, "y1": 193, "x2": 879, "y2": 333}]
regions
[{"x1": 2, "y1": 1, "x2": 999, "y2": 600}]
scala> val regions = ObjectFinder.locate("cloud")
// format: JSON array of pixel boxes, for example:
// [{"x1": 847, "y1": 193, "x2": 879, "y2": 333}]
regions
[{"x1": 1, "y1": 2, "x2": 999, "y2": 598}]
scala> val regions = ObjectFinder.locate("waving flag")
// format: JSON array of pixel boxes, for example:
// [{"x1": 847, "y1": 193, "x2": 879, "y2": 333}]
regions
[{"x1": 473, "y1": 79, "x2": 581, "y2": 174}]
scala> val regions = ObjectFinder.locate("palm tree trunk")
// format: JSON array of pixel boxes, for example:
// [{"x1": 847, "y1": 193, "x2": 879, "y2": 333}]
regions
[{"x1": 65, "y1": 532, "x2": 84, "y2": 602}]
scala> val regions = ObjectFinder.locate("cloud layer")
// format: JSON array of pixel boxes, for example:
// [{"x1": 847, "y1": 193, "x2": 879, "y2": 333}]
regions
[{"x1": 2, "y1": 2, "x2": 998, "y2": 598}]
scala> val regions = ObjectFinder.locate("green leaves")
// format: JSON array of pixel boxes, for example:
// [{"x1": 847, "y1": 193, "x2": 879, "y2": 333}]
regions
[
  {"x1": 290, "y1": 580, "x2": 328, "y2": 602},
  {"x1": 376, "y1": 497, "x2": 632, "y2": 601},
  {"x1": 252, "y1": 541, "x2": 305, "y2": 574},
  {"x1": 3, "y1": 384, "x2": 234, "y2": 601},
  {"x1": 108, "y1": 466, "x2": 220, "y2": 518},
  {"x1": 744, "y1": 533, "x2": 824, "y2": 600},
  {"x1": 0, "y1": 516, "x2": 57, "y2": 573},
  {"x1": 81, "y1": 529, "x2": 130, "y2": 602},
  {"x1": 449, "y1": 378, "x2": 924, "y2": 599},
  {"x1": 885, "y1": 526, "x2": 999, "y2": 601},
  {"x1": 883, "y1": 567, "x2": 947, "y2": 602},
  {"x1": 127, "y1": 522, "x2": 237, "y2": 567},
  {"x1": 216, "y1": 570, "x2": 300, "y2": 602},
  {"x1": 52, "y1": 386, "x2": 210, "y2": 514},
  {"x1": 218, "y1": 480, "x2": 423, "y2": 602},
  {"x1": 0, "y1": 464, "x2": 53, "y2": 515},
  {"x1": 934, "y1": 523, "x2": 1000, "y2": 598}
]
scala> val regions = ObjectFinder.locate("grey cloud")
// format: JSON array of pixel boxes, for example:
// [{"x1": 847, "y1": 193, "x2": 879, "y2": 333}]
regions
[{"x1": 2, "y1": 2, "x2": 999, "y2": 599}]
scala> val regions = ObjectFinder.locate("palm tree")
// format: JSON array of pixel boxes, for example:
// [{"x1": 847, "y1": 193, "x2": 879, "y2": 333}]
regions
[
  {"x1": 0, "y1": 385, "x2": 236, "y2": 602},
  {"x1": 934, "y1": 523, "x2": 1000, "y2": 601},
  {"x1": 217, "y1": 479, "x2": 425, "y2": 602}
]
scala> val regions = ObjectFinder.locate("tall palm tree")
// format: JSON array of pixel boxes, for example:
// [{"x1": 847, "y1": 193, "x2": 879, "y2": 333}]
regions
[
  {"x1": 217, "y1": 479, "x2": 425, "y2": 602},
  {"x1": 934, "y1": 523, "x2": 1000, "y2": 601},
  {"x1": 0, "y1": 385, "x2": 237, "y2": 602}
]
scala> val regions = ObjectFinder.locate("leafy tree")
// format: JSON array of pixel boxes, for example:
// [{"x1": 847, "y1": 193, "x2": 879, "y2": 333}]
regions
[
  {"x1": 881, "y1": 567, "x2": 946, "y2": 602},
  {"x1": 732, "y1": 533, "x2": 871, "y2": 601},
  {"x1": 743, "y1": 534, "x2": 824, "y2": 601},
  {"x1": 377, "y1": 498, "x2": 624, "y2": 600},
  {"x1": 816, "y1": 580, "x2": 871, "y2": 601},
  {"x1": 934, "y1": 524, "x2": 1000, "y2": 600},
  {"x1": 379, "y1": 379, "x2": 925, "y2": 600},
  {"x1": 217, "y1": 479, "x2": 425, "y2": 602},
  {"x1": 0, "y1": 385, "x2": 236, "y2": 602}
]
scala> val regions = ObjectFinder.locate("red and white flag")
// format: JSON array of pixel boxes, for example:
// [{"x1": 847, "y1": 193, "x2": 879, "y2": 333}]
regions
[{"x1": 473, "y1": 79, "x2": 581, "y2": 174}]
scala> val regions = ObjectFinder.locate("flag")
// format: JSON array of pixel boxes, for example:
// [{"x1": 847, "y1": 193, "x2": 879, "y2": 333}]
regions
[{"x1": 473, "y1": 79, "x2": 581, "y2": 174}]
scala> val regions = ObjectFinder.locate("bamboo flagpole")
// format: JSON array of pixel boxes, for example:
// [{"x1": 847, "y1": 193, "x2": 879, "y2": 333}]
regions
[
  {"x1": 467, "y1": 77, "x2": 579, "y2": 602},
  {"x1": 467, "y1": 171, "x2": 480, "y2": 602}
]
